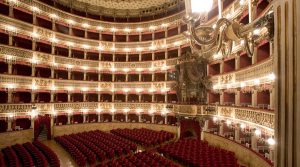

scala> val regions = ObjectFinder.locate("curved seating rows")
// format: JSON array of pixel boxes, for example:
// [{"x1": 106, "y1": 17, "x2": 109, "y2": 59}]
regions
[
  {"x1": 32, "y1": 141, "x2": 60, "y2": 167},
  {"x1": 1, "y1": 141, "x2": 58, "y2": 167},
  {"x1": 97, "y1": 151, "x2": 179, "y2": 167},
  {"x1": 23, "y1": 142, "x2": 47, "y2": 167},
  {"x1": 158, "y1": 139, "x2": 239, "y2": 167},
  {"x1": 12, "y1": 144, "x2": 34, "y2": 167},
  {"x1": 54, "y1": 130, "x2": 137, "y2": 167},
  {"x1": 110, "y1": 128, "x2": 174, "y2": 146}
]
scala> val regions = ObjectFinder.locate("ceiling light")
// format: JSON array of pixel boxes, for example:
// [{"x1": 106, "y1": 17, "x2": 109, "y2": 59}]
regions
[
  {"x1": 190, "y1": 0, "x2": 213, "y2": 13},
  {"x1": 82, "y1": 23, "x2": 90, "y2": 28}
]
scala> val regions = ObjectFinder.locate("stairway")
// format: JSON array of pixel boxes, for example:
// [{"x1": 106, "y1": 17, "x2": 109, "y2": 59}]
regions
[{"x1": 38, "y1": 128, "x2": 48, "y2": 141}]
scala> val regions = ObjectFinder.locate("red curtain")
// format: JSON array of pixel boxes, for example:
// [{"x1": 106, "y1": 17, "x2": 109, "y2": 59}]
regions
[
  {"x1": 180, "y1": 119, "x2": 201, "y2": 139},
  {"x1": 34, "y1": 115, "x2": 51, "y2": 140}
]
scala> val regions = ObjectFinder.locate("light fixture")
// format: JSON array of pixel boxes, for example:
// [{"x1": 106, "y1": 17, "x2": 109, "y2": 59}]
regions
[
  {"x1": 97, "y1": 26, "x2": 104, "y2": 31},
  {"x1": 267, "y1": 138, "x2": 275, "y2": 145},
  {"x1": 240, "y1": 82, "x2": 246, "y2": 88},
  {"x1": 184, "y1": 0, "x2": 274, "y2": 58},
  {"x1": 67, "y1": 86, "x2": 74, "y2": 91},
  {"x1": 82, "y1": 23, "x2": 90, "y2": 28},
  {"x1": 136, "y1": 27, "x2": 143, "y2": 32},
  {"x1": 213, "y1": 117, "x2": 218, "y2": 122},
  {"x1": 66, "y1": 41, "x2": 74, "y2": 47},
  {"x1": 50, "y1": 37, "x2": 58, "y2": 43},
  {"x1": 31, "y1": 6, "x2": 40, "y2": 13},
  {"x1": 5, "y1": 25, "x2": 16, "y2": 32},
  {"x1": 268, "y1": 73, "x2": 276, "y2": 81},
  {"x1": 111, "y1": 27, "x2": 117, "y2": 32},
  {"x1": 149, "y1": 25, "x2": 156, "y2": 30},
  {"x1": 253, "y1": 29, "x2": 261, "y2": 35},
  {"x1": 240, "y1": 123, "x2": 245, "y2": 129},
  {"x1": 136, "y1": 47, "x2": 143, "y2": 52},
  {"x1": 124, "y1": 28, "x2": 131, "y2": 32},
  {"x1": 49, "y1": 13, "x2": 58, "y2": 19},
  {"x1": 226, "y1": 120, "x2": 231, "y2": 125},
  {"x1": 31, "y1": 32, "x2": 39, "y2": 39},
  {"x1": 254, "y1": 129, "x2": 261, "y2": 136},
  {"x1": 67, "y1": 19, "x2": 75, "y2": 25},
  {"x1": 82, "y1": 44, "x2": 90, "y2": 49},
  {"x1": 254, "y1": 79, "x2": 260, "y2": 85}
]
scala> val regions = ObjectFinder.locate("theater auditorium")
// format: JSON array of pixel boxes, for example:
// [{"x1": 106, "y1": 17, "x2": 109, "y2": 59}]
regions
[{"x1": 0, "y1": 0, "x2": 299, "y2": 166}]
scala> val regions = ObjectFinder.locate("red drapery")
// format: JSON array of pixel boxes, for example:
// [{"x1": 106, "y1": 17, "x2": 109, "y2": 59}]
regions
[{"x1": 34, "y1": 115, "x2": 51, "y2": 140}]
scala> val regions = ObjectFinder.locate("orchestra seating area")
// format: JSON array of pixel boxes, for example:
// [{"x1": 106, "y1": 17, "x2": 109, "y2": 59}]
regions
[
  {"x1": 158, "y1": 139, "x2": 239, "y2": 167},
  {"x1": 97, "y1": 151, "x2": 180, "y2": 167},
  {"x1": 110, "y1": 128, "x2": 175, "y2": 147},
  {"x1": 54, "y1": 130, "x2": 138, "y2": 166},
  {"x1": 1, "y1": 141, "x2": 59, "y2": 167}
]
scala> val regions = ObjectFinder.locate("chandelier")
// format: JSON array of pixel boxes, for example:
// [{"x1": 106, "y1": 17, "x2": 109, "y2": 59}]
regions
[{"x1": 184, "y1": 0, "x2": 274, "y2": 58}]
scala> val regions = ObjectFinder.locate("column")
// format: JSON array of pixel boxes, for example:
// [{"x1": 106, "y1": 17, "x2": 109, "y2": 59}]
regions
[
  {"x1": 33, "y1": 13, "x2": 37, "y2": 25},
  {"x1": 68, "y1": 47, "x2": 72, "y2": 57},
  {"x1": 152, "y1": 94, "x2": 155, "y2": 102},
  {"x1": 68, "y1": 70, "x2": 71, "y2": 80},
  {"x1": 69, "y1": 25, "x2": 73, "y2": 36},
  {"x1": 125, "y1": 74, "x2": 128, "y2": 82},
  {"x1": 83, "y1": 114, "x2": 86, "y2": 123},
  {"x1": 152, "y1": 72, "x2": 155, "y2": 81},
  {"x1": 139, "y1": 32, "x2": 142, "y2": 42},
  {"x1": 31, "y1": 92, "x2": 36, "y2": 103},
  {"x1": 31, "y1": 65, "x2": 35, "y2": 77},
  {"x1": 98, "y1": 94, "x2": 101, "y2": 102},
  {"x1": 235, "y1": 56, "x2": 240, "y2": 70},
  {"x1": 235, "y1": 91, "x2": 240, "y2": 106},
  {"x1": 138, "y1": 73, "x2": 141, "y2": 81},
  {"x1": 8, "y1": 34, "x2": 13, "y2": 46},
  {"x1": 83, "y1": 93, "x2": 86, "y2": 102},
  {"x1": 165, "y1": 72, "x2": 168, "y2": 81},
  {"x1": 32, "y1": 40, "x2": 36, "y2": 51},
  {"x1": 220, "y1": 92, "x2": 224, "y2": 105},
  {"x1": 52, "y1": 20, "x2": 56, "y2": 31},
  {"x1": 112, "y1": 73, "x2": 115, "y2": 82},
  {"x1": 8, "y1": 63, "x2": 12, "y2": 74},
  {"x1": 252, "y1": 90, "x2": 257, "y2": 107},
  {"x1": 84, "y1": 29, "x2": 88, "y2": 38},
  {"x1": 50, "y1": 116, "x2": 54, "y2": 137},
  {"x1": 7, "y1": 90, "x2": 13, "y2": 103},
  {"x1": 219, "y1": 121, "x2": 225, "y2": 136},
  {"x1": 7, "y1": 118, "x2": 12, "y2": 131},
  {"x1": 138, "y1": 114, "x2": 141, "y2": 123},
  {"x1": 50, "y1": 91, "x2": 55, "y2": 102},
  {"x1": 252, "y1": 47, "x2": 258, "y2": 64},
  {"x1": 234, "y1": 124, "x2": 241, "y2": 143},
  {"x1": 84, "y1": 72, "x2": 87, "y2": 80},
  {"x1": 97, "y1": 113, "x2": 101, "y2": 122},
  {"x1": 220, "y1": 62, "x2": 224, "y2": 74},
  {"x1": 51, "y1": 68, "x2": 55, "y2": 79},
  {"x1": 164, "y1": 115, "x2": 168, "y2": 124},
  {"x1": 139, "y1": 53, "x2": 142, "y2": 61},
  {"x1": 67, "y1": 93, "x2": 71, "y2": 102},
  {"x1": 269, "y1": 88, "x2": 275, "y2": 110},
  {"x1": 151, "y1": 115, "x2": 155, "y2": 124},
  {"x1": 125, "y1": 93, "x2": 128, "y2": 102},
  {"x1": 112, "y1": 93, "x2": 115, "y2": 102},
  {"x1": 112, "y1": 113, "x2": 115, "y2": 122},
  {"x1": 9, "y1": 5, "x2": 14, "y2": 17},
  {"x1": 138, "y1": 94, "x2": 141, "y2": 102},
  {"x1": 203, "y1": 120, "x2": 209, "y2": 131},
  {"x1": 67, "y1": 114, "x2": 71, "y2": 124},
  {"x1": 152, "y1": 52, "x2": 155, "y2": 61},
  {"x1": 165, "y1": 94, "x2": 168, "y2": 103},
  {"x1": 30, "y1": 117, "x2": 35, "y2": 129},
  {"x1": 251, "y1": 129, "x2": 258, "y2": 151},
  {"x1": 51, "y1": 44, "x2": 55, "y2": 55},
  {"x1": 269, "y1": 144, "x2": 275, "y2": 163},
  {"x1": 125, "y1": 113, "x2": 128, "y2": 122},
  {"x1": 248, "y1": 0, "x2": 253, "y2": 23},
  {"x1": 98, "y1": 73, "x2": 101, "y2": 81}
]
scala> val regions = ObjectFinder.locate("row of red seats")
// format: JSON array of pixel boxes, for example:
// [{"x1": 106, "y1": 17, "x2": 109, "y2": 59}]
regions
[
  {"x1": 158, "y1": 139, "x2": 239, "y2": 167},
  {"x1": 0, "y1": 152, "x2": 5, "y2": 167},
  {"x1": 110, "y1": 128, "x2": 174, "y2": 146},
  {"x1": 55, "y1": 136, "x2": 87, "y2": 167},
  {"x1": 97, "y1": 151, "x2": 179, "y2": 167},
  {"x1": 23, "y1": 142, "x2": 47, "y2": 167},
  {"x1": 55, "y1": 130, "x2": 137, "y2": 166},
  {"x1": 2, "y1": 146, "x2": 20, "y2": 167},
  {"x1": 32, "y1": 141, "x2": 60, "y2": 167},
  {"x1": 12, "y1": 144, "x2": 34, "y2": 167}
]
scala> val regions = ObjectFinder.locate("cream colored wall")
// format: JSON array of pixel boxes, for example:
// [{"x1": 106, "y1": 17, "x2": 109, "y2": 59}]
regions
[
  {"x1": 0, "y1": 129, "x2": 33, "y2": 149},
  {"x1": 203, "y1": 132, "x2": 272, "y2": 167},
  {"x1": 53, "y1": 123, "x2": 178, "y2": 137}
]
